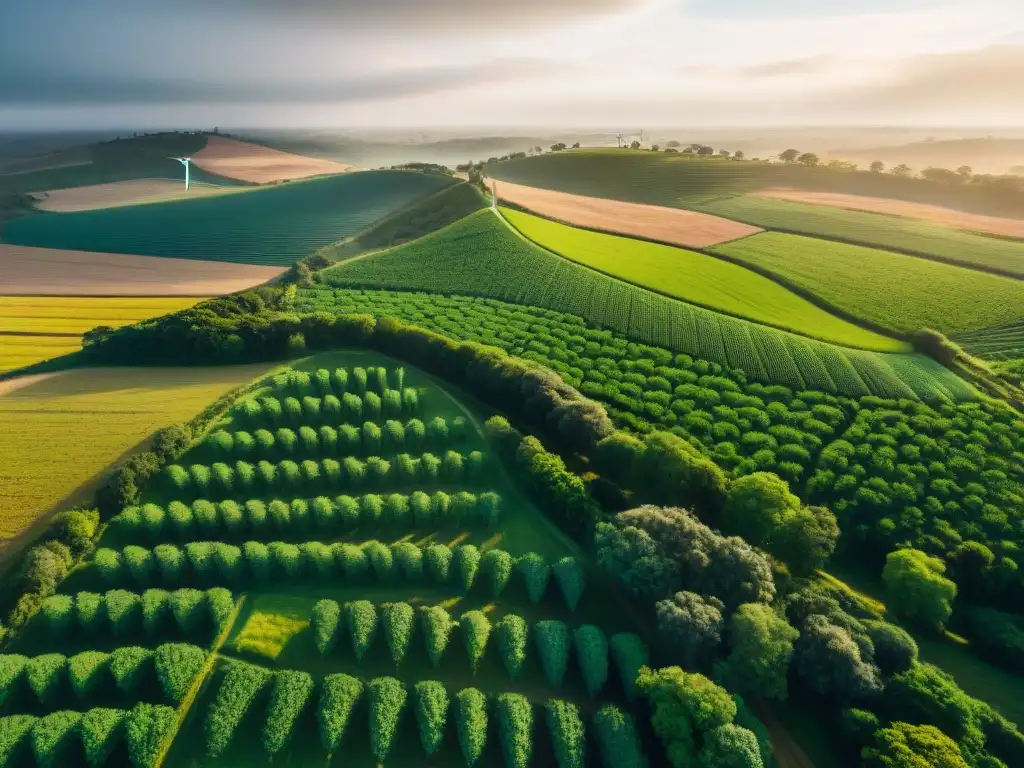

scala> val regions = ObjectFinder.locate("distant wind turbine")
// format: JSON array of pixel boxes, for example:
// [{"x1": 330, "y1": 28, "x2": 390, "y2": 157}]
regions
[{"x1": 170, "y1": 156, "x2": 192, "y2": 190}]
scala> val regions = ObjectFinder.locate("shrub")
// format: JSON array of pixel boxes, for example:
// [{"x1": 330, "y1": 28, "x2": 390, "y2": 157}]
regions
[
  {"x1": 497, "y1": 692, "x2": 534, "y2": 768},
  {"x1": 461, "y1": 611, "x2": 492, "y2": 673},
  {"x1": 420, "y1": 606, "x2": 456, "y2": 668},
  {"x1": 455, "y1": 545, "x2": 480, "y2": 592},
  {"x1": 496, "y1": 614, "x2": 529, "y2": 679},
  {"x1": 481, "y1": 549, "x2": 513, "y2": 598},
  {"x1": 125, "y1": 702, "x2": 176, "y2": 768},
  {"x1": 535, "y1": 620, "x2": 571, "y2": 688},
  {"x1": 553, "y1": 557, "x2": 585, "y2": 611},
  {"x1": 336, "y1": 543, "x2": 369, "y2": 581},
  {"x1": 244, "y1": 542, "x2": 270, "y2": 584},
  {"x1": 40, "y1": 595, "x2": 73, "y2": 638},
  {"x1": 392, "y1": 541, "x2": 423, "y2": 581},
  {"x1": 364, "y1": 540, "x2": 395, "y2": 582},
  {"x1": 360, "y1": 494, "x2": 384, "y2": 526},
  {"x1": 312, "y1": 599, "x2": 342, "y2": 657},
  {"x1": 269, "y1": 542, "x2": 302, "y2": 580},
  {"x1": 289, "y1": 498, "x2": 311, "y2": 528},
  {"x1": 0, "y1": 714, "x2": 35, "y2": 766},
  {"x1": 170, "y1": 588, "x2": 206, "y2": 637},
  {"x1": 141, "y1": 590, "x2": 170, "y2": 638},
  {"x1": 475, "y1": 491, "x2": 501, "y2": 526},
  {"x1": 593, "y1": 705, "x2": 645, "y2": 768},
  {"x1": 166, "y1": 503, "x2": 193, "y2": 540},
  {"x1": 455, "y1": 687, "x2": 488, "y2": 766},
  {"x1": 106, "y1": 590, "x2": 143, "y2": 637},
  {"x1": 346, "y1": 601, "x2": 378, "y2": 661},
  {"x1": 109, "y1": 647, "x2": 152, "y2": 697},
  {"x1": 32, "y1": 710, "x2": 83, "y2": 768},
  {"x1": 94, "y1": 548, "x2": 124, "y2": 587},
  {"x1": 262, "y1": 670, "x2": 314, "y2": 757},
  {"x1": 0, "y1": 655, "x2": 27, "y2": 705},
  {"x1": 334, "y1": 496, "x2": 359, "y2": 529},
  {"x1": 574, "y1": 625, "x2": 609, "y2": 697},
  {"x1": 413, "y1": 680, "x2": 449, "y2": 756},
  {"x1": 207, "y1": 588, "x2": 234, "y2": 631},
  {"x1": 546, "y1": 700, "x2": 585, "y2": 768},
  {"x1": 214, "y1": 544, "x2": 244, "y2": 586},
  {"x1": 518, "y1": 553, "x2": 552, "y2": 604},
  {"x1": 81, "y1": 707, "x2": 126, "y2": 767},
  {"x1": 300, "y1": 542, "x2": 335, "y2": 578},
  {"x1": 68, "y1": 651, "x2": 109, "y2": 700},
  {"x1": 424, "y1": 544, "x2": 453, "y2": 585},
  {"x1": 205, "y1": 661, "x2": 272, "y2": 757},
  {"x1": 368, "y1": 677, "x2": 407, "y2": 761},
  {"x1": 610, "y1": 633, "x2": 649, "y2": 700},
  {"x1": 318, "y1": 674, "x2": 363, "y2": 756},
  {"x1": 381, "y1": 602, "x2": 415, "y2": 666},
  {"x1": 76, "y1": 592, "x2": 105, "y2": 636},
  {"x1": 154, "y1": 643, "x2": 205, "y2": 705},
  {"x1": 185, "y1": 541, "x2": 217, "y2": 582}
]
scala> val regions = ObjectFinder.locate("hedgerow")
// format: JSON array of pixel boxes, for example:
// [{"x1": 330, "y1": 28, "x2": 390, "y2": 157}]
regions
[
  {"x1": 495, "y1": 614, "x2": 529, "y2": 679},
  {"x1": 125, "y1": 702, "x2": 176, "y2": 768},
  {"x1": 574, "y1": 625, "x2": 610, "y2": 698},
  {"x1": 0, "y1": 714, "x2": 36, "y2": 766},
  {"x1": 368, "y1": 676, "x2": 407, "y2": 761},
  {"x1": 262, "y1": 670, "x2": 314, "y2": 757},
  {"x1": 26, "y1": 654, "x2": 66, "y2": 707},
  {"x1": 497, "y1": 692, "x2": 534, "y2": 768},
  {"x1": 609, "y1": 633, "x2": 649, "y2": 700},
  {"x1": 413, "y1": 680, "x2": 449, "y2": 756},
  {"x1": 381, "y1": 602, "x2": 415, "y2": 666},
  {"x1": 68, "y1": 651, "x2": 109, "y2": 700},
  {"x1": 420, "y1": 606, "x2": 456, "y2": 668},
  {"x1": 109, "y1": 648, "x2": 152, "y2": 697},
  {"x1": 154, "y1": 644, "x2": 206, "y2": 705},
  {"x1": 517, "y1": 553, "x2": 552, "y2": 604},
  {"x1": 346, "y1": 601, "x2": 378, "y2": 662},
  {"x1": 592, "y1": 705, "x2": 645, "y2": 768},
  {"x1": 318, "y1": 674, "x2": 363, "y2": 757},
  {"x1": 553, "y1": 557, "x2": 585, "y2": 612},
  {"x1": 312, "y1": 599, "x2": 341, "y2": 657},
  {"x1": 546, "y1": 699, "x2": 585, "y2": 768},
  {"x1": 535, "y1": 620, "x2": 571, "y2": 688},
  {"x1": 31, "y1": 710, "x2": 81, "y2": 768},
  {"x1": 461, "y1": 611, "x2": 492, "y2": 673},
  {"x1": 0, "y1": 656, "x2": 27, "y2": 706},
  {"x1": 80, "y1": 707, "x2": 125, "y2": 767},
  {"x1": 204, "y1": 661, "x2": 272, "y2": 757},
  {"x1": 455, "y1": 687, "x2": 488, "y2": 766}
]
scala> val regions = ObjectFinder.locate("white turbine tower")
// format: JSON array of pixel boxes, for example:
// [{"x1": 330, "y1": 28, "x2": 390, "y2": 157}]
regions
[{"x1": 170, "y1": 156, "x2": 192, "y2": 190}]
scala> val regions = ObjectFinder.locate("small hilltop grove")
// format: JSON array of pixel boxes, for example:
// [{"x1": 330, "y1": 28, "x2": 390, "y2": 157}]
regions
[{"x1": 0, "y1": 281, "x2": 1016, "y2": 767}]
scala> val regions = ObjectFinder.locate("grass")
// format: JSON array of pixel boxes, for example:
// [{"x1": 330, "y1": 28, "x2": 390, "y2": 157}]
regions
[
  {"x1": 711, "y1": 231, "x2": 1024, "y2": 335},
  {"x1": 0, "y1": 296, "x2": 205, "y2": 335},
  {"x1": 501, "y1": 206, "x2": 901, "y2": 351},
  {"x1": 233, "y1": 595, "x2": 312, "y2": 661},
  {"x1": 0, "y1": 334, "x2": 83, "y2": 373},
  {"x1": 952, "y1": 321, "x2": 1024, "y2": 361},
  {"x1": 0, "y1": 363, "x2": 275, "y2": 545},
  {"x1": 315, "y1": 210, "x2": 979, "y2": 401},
  {"x1": 2, "y1": 171, "x2": 455, "y2": 266},
  {"x1": 696, "y1": 194, "x2": 1024, "y2": 278}
]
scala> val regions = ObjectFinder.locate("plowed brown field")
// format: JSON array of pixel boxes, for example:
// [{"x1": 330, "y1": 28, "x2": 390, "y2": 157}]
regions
[
  {"x1": 192, "y1": 135, "x2": 353, "y2": 183},
  {"x1": 32, "y1": 179, "x2": 237, "y2": 212}
]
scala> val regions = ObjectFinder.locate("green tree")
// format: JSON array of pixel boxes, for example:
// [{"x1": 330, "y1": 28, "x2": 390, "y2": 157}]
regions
[
  {"x1": 714, "y1": 604, "x2": 798, "y2": 701},
  {"x1": 779, "y1": 149, "x2": 800, "y2": 163},
  {"x1": 797, "y1": 153, "x2": 820, "y2": 167},
  {"x1": 883, "y1": 549, "x2": 956, "y2": 632},
  {"x1": 862, "y1": 722, "x2": 969, "y2": 768}
]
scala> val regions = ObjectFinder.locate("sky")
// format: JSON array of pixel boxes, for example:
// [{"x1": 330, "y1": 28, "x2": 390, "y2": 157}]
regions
[{"x1": 2, "y1": 0, "x2": 1024, "y2": 129}]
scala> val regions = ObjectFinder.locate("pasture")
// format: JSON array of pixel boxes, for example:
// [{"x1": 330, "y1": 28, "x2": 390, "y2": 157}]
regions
[
  {"x1": 0, "y1": 364, "x2": 275, "y2": 546},
  {"x1": 314, "y1": 210, "x2": 981, "y2": 401},
  {"x1": 697, "y1": 194, "x2": 1024, "y2": 278},
  {"x1": 501, "y1": 206, "x2": 900, "y2": 351},
  {"x1": 711, "y1": 231, "x2": 1024, "y2": 335},
  {"x1": 2, "y1": 171, "x2": 455, "y2": 266},
  {"x1": 0, "y1": 244, "x2": 284, "y2": 296}
]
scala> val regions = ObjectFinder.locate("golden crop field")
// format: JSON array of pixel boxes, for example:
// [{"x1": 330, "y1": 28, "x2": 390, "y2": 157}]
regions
[
  {"x1": 0, "y1": 296, "x2": 206, "y2": 335},
  {"x1": 0, "y1": 364, "x2": 274, "y2": 546},
  {"x1": 0, "y1": 335, "x2": 83, "y2": 373}
]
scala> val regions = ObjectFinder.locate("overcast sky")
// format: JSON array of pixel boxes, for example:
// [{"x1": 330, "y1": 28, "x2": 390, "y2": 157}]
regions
[{"x1": 2, "y1": 0, "x2": 1024, "y2": 128}]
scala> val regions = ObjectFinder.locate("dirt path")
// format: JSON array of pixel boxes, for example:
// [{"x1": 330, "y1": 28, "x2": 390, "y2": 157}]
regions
[
  {"x1": 491, "y1": 178, "x2": 762, "y2": 247},
  {"x1": 0, "y1": 371, "x2": 62, "y2": 397},
  {"x1": 753, "y1": 187, "x2": 1024, "y2": 239},
  {"x1": 192, "y1": 135, "x2": 353, "y2": 183}
]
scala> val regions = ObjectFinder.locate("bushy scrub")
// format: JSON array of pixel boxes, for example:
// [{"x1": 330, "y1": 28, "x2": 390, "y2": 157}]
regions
[
  {"x1": 592, "y1": 705, "x2": 645, "y2": 768},
  {"x1": 204, "y1": 661, "x2": 272, "y2": 757},
  {"x1": 312, "y1": 599, "x2": 341, "y2": 657},
  {"x1": 381, "y1": 602, "x2": 415, "y2": 666},
  {"x1": 496, "y1": 614, "x2": 529, "y2": 679},
  {"x1": 413, "y1": 680, "x2": 449, "y2": 756},
  {"x1": 574, "y1": 625, "x2": 609, "y2": 697},
  {"x1": 497, "y1": 692, "x2": 533, "y2": 768},
  {"x1": 346, "y1": 600, "x2": 378, "y2": 661},
  {"x1": 517, "y1": 553, "x2": 552, "y2": 604},
  {"x1": 420, "y1": 606, "x2": 456, "y2": 668},
  {"x1": 553, "y1": 557, "x2": 585, "y2": 611},
  {"x1": 262, "y1": 670, "x2": 314, "y2": 757},
  {"x1": 609, "y1": 633, "x2": 649, "y2": 700},
  {"x1": 535, "y1": 620, "x2": 571, "y2": 688},
  {"x1": 318, "y1": 674, "x2": 363, "y2": 757},
  {"x1": 455, "y1": 687, "x2": 488, "y2": 767},
  {"x1": 368, "y1": 677, "x2": 407, "y2": 761},
  {"x1": 461, "y1": 611, "x2": 492, "y2": 673},
  {"x1": 546, "y1": 700, "x2": 585, "y2": 768}
]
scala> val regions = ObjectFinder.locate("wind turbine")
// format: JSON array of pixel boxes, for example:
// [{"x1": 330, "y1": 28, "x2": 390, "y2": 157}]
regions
[{"x1": 170, "y1": 156, "x2": 192, "y2": 190}]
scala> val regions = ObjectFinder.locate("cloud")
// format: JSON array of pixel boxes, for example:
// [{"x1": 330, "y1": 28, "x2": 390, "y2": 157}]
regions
[
  {"x1": 682, "y1": 0, "x2": 947, "y2": 20},
  {"x1": 739, "y1": 55, "x2": 836, "y2": 77},
  {"x1": 0, "y1": 58, "x2": 563, "y2": 105}
]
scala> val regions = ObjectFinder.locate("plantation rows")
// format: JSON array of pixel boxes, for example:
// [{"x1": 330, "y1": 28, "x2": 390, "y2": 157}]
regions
[
  {"x1": 230, "y1": 388, "x2": 423, "y2": 430},
  {"x1": 290, "y1": 290, "x2": 1024, "y2": 565},
  {"x1": 309, "y1": 598, "x2": 648, "y2": 697},
  {"x1": 162, "y1": 448, "x2": 488, "y2": 502},
  {"x1": 88, "y1": 541, "x2": 586, "y2": 610},
  {"x1": 952, "y1": 321, "x2": 1024, "y2": 361},
  {"x1": 110, "y1": 490, "x2": 504, "y2": 544},
  {"x1": 202, "y1": 659, "x2": 646, "y2": 766},
  {"x1": 310, "y1": 210, "x2": 972, "y2": 400}
]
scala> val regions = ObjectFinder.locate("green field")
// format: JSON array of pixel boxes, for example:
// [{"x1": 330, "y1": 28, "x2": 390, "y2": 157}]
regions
[
  {"x1": 695, "y1": 194, "x2": 1024, "y2": 278},
  {"x1": 952, "y1": 322, "x2": 1024, "y2": 361},
  {"x1": 2, "y1": 171, "x2": 455, "y2": 266},
  {"x1": 313, "y1": 211, "x2": 978, "y2": 401},
  {"x1": 711, "y1": 231, "x2": 1024, "y2": 335},
  {"x1": 501, "y1": 206, "x2": 901, "y2": 351}
]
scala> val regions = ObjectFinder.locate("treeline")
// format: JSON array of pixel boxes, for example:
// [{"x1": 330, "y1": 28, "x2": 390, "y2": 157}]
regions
[{"x1": 203, "y1": 660, "x2": 645, "y2": 766}]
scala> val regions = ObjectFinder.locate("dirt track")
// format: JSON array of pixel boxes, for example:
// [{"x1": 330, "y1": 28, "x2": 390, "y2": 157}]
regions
[
  {"x1": 0, "y1": 244, "x2": 285, "y2": 295},
  {"x1": 492, "y1": 179, "x2": 761, "y2": 248},
  {"x1": 754, "y1": 187, "x2": 1024, "y2": 239},
  {"x1": 32, "y1": 179, "x2": 236, "y2": 212},
  {"x1": 192, "y1": 135, "x2": 353, "y2": 183}
]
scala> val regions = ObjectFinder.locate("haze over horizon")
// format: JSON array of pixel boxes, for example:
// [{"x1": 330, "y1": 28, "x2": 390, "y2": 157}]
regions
[{"x1": 2, "y1": 0, "x2": 1024, "y2": 129}]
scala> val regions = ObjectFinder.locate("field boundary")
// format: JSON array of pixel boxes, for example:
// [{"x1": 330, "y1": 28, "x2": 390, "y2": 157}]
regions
[{"x1": 493, "y1": 206, "x2": 908, "y2": 352}]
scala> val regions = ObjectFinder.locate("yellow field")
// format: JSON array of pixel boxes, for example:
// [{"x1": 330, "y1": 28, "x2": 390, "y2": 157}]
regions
[
  {"x1": 0, "y1": 335, "x2": 83, "y2": 373},
  {"x1": 0, "y1": 364, "x2": 274, "y2": 546},
  {"x1": 0, "y1": 296, "x2": 206, "y2": 335}
]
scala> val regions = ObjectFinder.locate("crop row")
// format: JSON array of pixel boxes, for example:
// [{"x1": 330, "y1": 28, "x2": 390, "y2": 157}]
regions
[
  {"x1": 0, "y1": 643, "x2": 206, "y2": 711},
  {"x1": 231, "y1": 388, "x2": 422, "y2": 429},
  {"x1": 164, "y1": 449, "x2": 487, "y2": 501},
  {"x1": 90, "y1": 542, "x2": 585, "y2": 609},
  {"x1": 37, "y1": 588, "x2": 234, "y2": 644},
  {"x1": 311, "y1": 598, "x2": 648, "y2": 697},
  {"x1": 204, "y1": 416, "x2": 465, "y2": 461},
  {"x1": 0, "y1": 702, "x2": 176, "y2": 768},
  {"x1": 268, "y1": 367, "x2": 408, "y2": 398},
  {"x1": 205, "y1": 661, "x2": 645, "y2": 767},
  {"x1": 111, "y1": 491, "x2": 503, "y2": 544}
]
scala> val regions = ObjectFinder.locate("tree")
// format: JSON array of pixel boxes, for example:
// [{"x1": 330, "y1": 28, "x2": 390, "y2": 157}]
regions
[
  {"x1": 652, "y1": 144, "x2": 660, "y2": 152},
  {"x1": 714, "y1": 604, "x2": 798, "y2": 701},
  {"x1": 718, "y1": 149, "x2": 730, "y2": 158},
  {"x1": 722, "y1": 472, "x2": 800, "y2": 546},
  {"x1": 699, "y1": 724, "x2": 765, "y2": 768},
  {"x1": 656, "y1": 591, "x2": 725, "y2": 667},
  {"x1": 870, "y1": 160, "x2": 885, "y2": 173},
  {"x1": 551, "y1": 143, "x2": 568, "y2": 152},
  {"x1": 734, "y1": 150, "x2": 745, "y2": 160},
  {"x1": 630, "y1": 141, "x2": 641, "y2": 150},
  {"x1": 956, "y1": 165, "x2": 973, "y2": 179},
  {"x1": 862, "y1": 722, "x2": 969, "y2": 768},
  {"x1": 797, "y1": 153, "x2": 820, "y2": 167},
  {"x1": 890, "y1": 164, "x2": 913, "y2": 178},
  {"x1": 779, "y1": 149, "x2": 800, "y2": 163},
  {"x1": 793, "y1": 615, "x2": 883, "y2": 703},
  {"x1": 571, "y1": 142, "x2": 580, "y2": 148},
  {"x1": 697, "y1": 146, "x2": 714, "y2": 156},
  {"x1": 883, "y1": 549, "x2": 956, "y2": 632}
]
